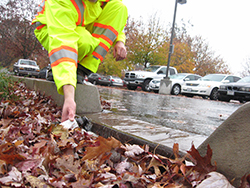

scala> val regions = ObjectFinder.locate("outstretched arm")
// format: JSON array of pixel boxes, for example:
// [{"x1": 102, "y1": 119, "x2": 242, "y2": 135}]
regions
[{"x1": 61, "y1": 84, "x2": 76, "y2": 122}]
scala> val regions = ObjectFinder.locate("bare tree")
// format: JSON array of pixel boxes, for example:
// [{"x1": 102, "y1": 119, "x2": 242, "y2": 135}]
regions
[
  {"x1": 240, "y1": 57, "x2": 250, "y2": 77},
  {"x1": 0, "y1": 0, "x2": 48, "y2": 69}
]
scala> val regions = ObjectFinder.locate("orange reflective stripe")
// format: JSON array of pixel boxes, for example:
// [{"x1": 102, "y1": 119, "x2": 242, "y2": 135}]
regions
[
  {"x1": 99, "y1": 42, "x2": 109, "y2": 52},
  {"x1": 92, "y1": 42, "x2": 109, "y2": 61},
  {"x1": 32, "y1": 0, "x2": 46, "y2": 23},
  {"x1": 92, "y1": 51, "x2": 104, "y2": 61},
  {"x1": 92, "y1": 23, "x2": 118, "y2": 45},
  {"x1": 36, "y1": 24, "x2": 46, "y2": 30},
  {"x1": 92, "y1": 33, "x2": 112, "y2": 45},
  {"x1": 49, "y1": 46, "x2": 78, "y2": 67},
  {"x1": 49, "y1": 45, "x2": 77, "y2": 57},
  {"x1": 51, "y1": 57, "x2": 77, "y2": 68},
  {"x1": 70, "y1": 0, "x2": 86, "y2": 26},
  {"x1": 94, "y1": 23, "x2": 118, "y2": 36}
]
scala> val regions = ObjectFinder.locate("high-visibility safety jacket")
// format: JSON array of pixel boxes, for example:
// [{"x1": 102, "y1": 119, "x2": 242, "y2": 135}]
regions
[{"x1": 32, "y1": 0, "x2": 128, "y2": 95}]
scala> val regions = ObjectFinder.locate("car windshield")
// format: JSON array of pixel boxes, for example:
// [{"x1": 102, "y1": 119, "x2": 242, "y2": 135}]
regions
[
  {"x1": 144, "y1": 66, "x2": 160, "y2": 72},
  {"x1": 200, "y1": 74, "x2": 226, "y2": 82},
  {"x1": 20, "y1": 60, "x2": 37, "y2": 66},
  {"x1": 237, "y1": 76, "x2": 250, "y2": 83},
  {"x1": 169, "y1": 74, "x2": 187, "y2": 80}
]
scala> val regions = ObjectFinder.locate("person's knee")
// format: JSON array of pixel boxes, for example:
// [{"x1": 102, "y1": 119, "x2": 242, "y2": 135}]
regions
[{"x1": 105, "y1": 0, "x2": 127, "y2": 12}]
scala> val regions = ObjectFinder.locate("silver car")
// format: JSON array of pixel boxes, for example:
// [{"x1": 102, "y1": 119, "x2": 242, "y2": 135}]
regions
[
  {"x1": 13, "y1": 59, "x2": 40, "y2": 77},
  {"x1": 181, "y1": 74, "x2": 241, "y2": 100},
  {"x1": 149, "y1": 73, "x2": 202, "y2": 95}
]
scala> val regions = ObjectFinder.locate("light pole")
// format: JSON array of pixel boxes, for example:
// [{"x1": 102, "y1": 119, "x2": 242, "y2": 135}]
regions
[
  {"x1": 159, "y1": 0, "x2": 186, "y2": 95},
  {"x1": 165, "y1": 0, "x2": 187, "y2": 79}
]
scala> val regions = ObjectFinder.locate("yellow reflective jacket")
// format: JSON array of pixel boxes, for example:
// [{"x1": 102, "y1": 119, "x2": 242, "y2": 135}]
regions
[{"x1": 32, "y1": 0, "x2": 127, "y2": 95}]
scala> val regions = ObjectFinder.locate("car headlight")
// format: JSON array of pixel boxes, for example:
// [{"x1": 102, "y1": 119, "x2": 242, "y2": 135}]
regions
[
  {"x1": 220, "y1": 85, "x2": 226, "y2": 90},
  {"x1": 200, "y1": 83, "x2": 210, "y2": 88},
  {"x1": 239, "y1": 87, "x2": 250, "y2": 92}
]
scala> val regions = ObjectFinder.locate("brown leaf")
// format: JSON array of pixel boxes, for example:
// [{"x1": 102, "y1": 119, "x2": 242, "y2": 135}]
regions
[
  {"x1": 82, "y1": 136, "x2": 121, "y2": 161},
  {"x1": 0, "y1": 119, "x2": 12, "y2": 128},
  {"x1": 25, "y1": 175, "x2": 53, "y2": 188},
  {"x1": 186, "y1": 144, "x2": 217, "y2": 177},
  {"x1": 0, "y1": 143, "x2": 25, "y2": 165},
  {"x1": 173, "y1": 143, "x2": 179, "y2": 159},
  {"x1": 239, "y1": 174, "x2": 250, "y2": 188},
  {"x1": 0, "y1": 159, "x2": 7, "y2": 175}
]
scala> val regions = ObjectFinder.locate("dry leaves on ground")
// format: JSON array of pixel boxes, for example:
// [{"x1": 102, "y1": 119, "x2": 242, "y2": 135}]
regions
[{"x1": 0, "y1": 82, "x2": 249, "y2": 188}]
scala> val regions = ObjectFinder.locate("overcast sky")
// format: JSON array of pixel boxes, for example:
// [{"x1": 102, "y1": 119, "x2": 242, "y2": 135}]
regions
[{"x1": 123, "y1": 0, "x2": 250, "y2": 76}]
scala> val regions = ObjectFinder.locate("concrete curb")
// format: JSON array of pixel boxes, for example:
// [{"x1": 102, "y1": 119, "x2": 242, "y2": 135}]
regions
[
  {"x1": 15, "y1": 77, "x2": 102, "y2": 114},
  {"x1": 90, "y1": 121, "x2": 187, "y2": 159},
  {"x1": 198, "y1": 102, "x2": 250, "y2": 187}
]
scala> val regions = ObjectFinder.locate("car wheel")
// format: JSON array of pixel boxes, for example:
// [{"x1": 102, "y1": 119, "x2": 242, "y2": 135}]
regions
[
  {"x1": 93, "y1": 80, "x2": 97, "y2": 85},
  {"x1": 142, "y1": 79, "x2": 151, "y2": 92},
  {"x1": 127, "y1": 85, "x2": 137, "y2": 90},
  {"x1": 202, "y1": 96, "x2": 208, "y2": 99},
  {"x1": 210, "y1": 88, "x2": 218, "y2": 100},
  {"x1": 239, "y1": 100, "x2": 246, "y2": 103},
  {"x1": 171, "y1": 84, "x2": 181, "y2": 95},
  {"x1": 153, "y1": 90, "x2": 159, "y2": 93},
  {"x1": 185, "y1": 94, "x2": 194, "y2": 98}
]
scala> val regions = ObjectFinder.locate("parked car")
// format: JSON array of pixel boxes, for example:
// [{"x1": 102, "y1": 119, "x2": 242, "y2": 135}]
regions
[
  {"x1": 181, "y1": 74, "x2": 241, "y2": 100},
  {"x1": 149, "y1": 73, "x2": 202, "y2": 94},
  {"x1": 218, "y1": 76, "x2": 250, "y2": 103},
  {"x1": 45, "y1": 65, "x2": 54, "y2": 81},
  {"x1": 110, "y1": 76, "x2": 124, "y2": 87},
  {"x1": 87, "y1": 73, "x2": 103, "y2": 85},
  {"x1": 123, "y1": 65, "x2": 178, "y2": 91},
  {"x1": 13, "y1": 59, "x2": 40, "y2": 77},
  {"x1": 98, "y1": 75, "x2": 124, "y2": 87},
  {"x1": 38, "y1": 66, "x2": 49, "y2": 79}
]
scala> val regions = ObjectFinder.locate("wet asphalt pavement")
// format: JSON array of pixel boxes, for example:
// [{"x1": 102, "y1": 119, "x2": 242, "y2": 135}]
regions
[{"x1": 87, "y1": 86, "x2": 242, "y2": 152}]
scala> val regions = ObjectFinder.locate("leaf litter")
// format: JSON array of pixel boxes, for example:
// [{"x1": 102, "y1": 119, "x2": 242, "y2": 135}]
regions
[{"x1": 0, "y1": 81, "x2": 249, "y2": 188}]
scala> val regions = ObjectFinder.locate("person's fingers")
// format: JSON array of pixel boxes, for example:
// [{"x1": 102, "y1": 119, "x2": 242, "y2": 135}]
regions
[
  {"x1": 116, "y1": 48, "x2": 127, "y2": 61},
  {"x1": 61, "y1": 110, "x2": 67, "y2": 122},
  {"x1": 68, "y1": 108, "x2": 75, "y2": 121}
]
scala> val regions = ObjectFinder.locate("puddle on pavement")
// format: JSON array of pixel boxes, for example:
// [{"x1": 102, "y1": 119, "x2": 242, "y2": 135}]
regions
[{"x1": 92, "y1": 87, "x2": 242, "y2": 151}]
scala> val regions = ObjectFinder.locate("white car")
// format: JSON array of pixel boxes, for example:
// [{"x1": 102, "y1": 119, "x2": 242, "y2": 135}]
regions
[
  {"x1": 149, "y1": 73, "x2": 201, "y2": 94},
  {"x1": 123, "y1": 65, "x2": 178, "y2": 91},
  {"x1": 13, "y1": 59, "x2": 40, "y2": 77},
  {"x1": 181, "y1": 74, "x2": 241, "y2": 100}
]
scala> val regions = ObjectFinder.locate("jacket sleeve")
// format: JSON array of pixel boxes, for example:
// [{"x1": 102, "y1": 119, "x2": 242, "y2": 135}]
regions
[{"x1": 45, "y1": 0, "x2": 79, "y2": 95}]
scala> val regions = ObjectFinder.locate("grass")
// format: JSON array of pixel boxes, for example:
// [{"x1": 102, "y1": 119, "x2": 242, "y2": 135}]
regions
[{"x1": 0, "y1": 67, "x2": 18, "y2": 101}]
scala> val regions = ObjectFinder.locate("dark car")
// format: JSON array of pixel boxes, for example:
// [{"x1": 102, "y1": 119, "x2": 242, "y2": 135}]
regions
[
  {"x1": 38, "y1": 66, "x2": 49, "y2": 79},
  {"x1": 218, "y1": 76, "x2": 250, "y2": 103},
  {"x1": 45, "y1": 65, "x2": 54, "y2": 81},
  {"x1": 98, "y1": 75, "x2": 124, "y2": 87},
  {"x1": 87, "y1": 73, "x2": 102, "y2": 85}
]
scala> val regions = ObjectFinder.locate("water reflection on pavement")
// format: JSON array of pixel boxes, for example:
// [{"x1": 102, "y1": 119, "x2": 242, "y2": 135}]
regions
[{"x1": 94, "y1": 87, "x2": 242, "y2": 152}]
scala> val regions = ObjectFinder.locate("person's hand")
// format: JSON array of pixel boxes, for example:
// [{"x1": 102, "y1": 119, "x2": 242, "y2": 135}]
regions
[
  {"x1": 61, "y1": 85, "x2": 76, "y2": 122},
  {"x1": 113, "y1": 41, "x2": 127, "y2": 61}
]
